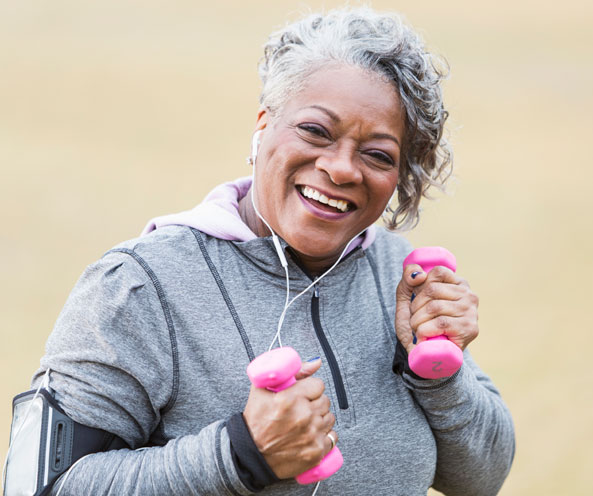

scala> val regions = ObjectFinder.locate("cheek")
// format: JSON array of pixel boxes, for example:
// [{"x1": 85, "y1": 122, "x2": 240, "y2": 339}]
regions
[
  {"x1": 253, "y1": 148, "x2": 295, "y2": 212},
  {"x1": 368, "y1": 173, "x2": 399, "y2": 212},
  {"x1": 260, "y1": 144, "x2": 307, "y2": 189}
]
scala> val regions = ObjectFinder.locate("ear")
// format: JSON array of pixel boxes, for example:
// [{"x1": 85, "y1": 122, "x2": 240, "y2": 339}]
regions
[{"x1": 255, "y1": 107, "x2": 268, "y2": 131}]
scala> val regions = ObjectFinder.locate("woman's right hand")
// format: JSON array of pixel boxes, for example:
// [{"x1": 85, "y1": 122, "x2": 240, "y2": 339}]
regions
[{"x1": 242, "y1": 358, "x2": 337, "y2": 479}]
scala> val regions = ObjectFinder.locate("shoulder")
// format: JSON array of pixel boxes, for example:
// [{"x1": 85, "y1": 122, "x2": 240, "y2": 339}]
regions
[
  {"x1": 64, "y1": 226, "x2": 204, "y2": 309},
  {"x1": 366, "y1": 226, "x2": 413, "y2": 267},
  {"x1": 100, "y1": 225, "x2": 212, "y2": 279},
  {"x1": 109, "y1": 225, "x2": 198, "y2": 261}
]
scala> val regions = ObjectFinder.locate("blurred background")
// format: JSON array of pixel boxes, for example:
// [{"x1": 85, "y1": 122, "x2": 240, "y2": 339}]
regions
[{"x1": 1, "y1": 0, "x2": 592, "y2": 494}]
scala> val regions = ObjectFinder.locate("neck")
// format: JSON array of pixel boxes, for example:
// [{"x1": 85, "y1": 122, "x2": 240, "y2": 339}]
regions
[
  {"x1": 238, "y1": 186, "x2": 270, "y2": 238},
  {"x1": 287, "y1": 249, "x2": 343, "y2": 278},
  {"x1": 238, "y1": 185, "x2": 356, "y2": 277}
]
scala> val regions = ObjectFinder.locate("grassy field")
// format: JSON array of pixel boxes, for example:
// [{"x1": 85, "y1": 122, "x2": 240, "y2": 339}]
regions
[{"x1": 1, "y1": 1, "x2": 592, "y2": 494}]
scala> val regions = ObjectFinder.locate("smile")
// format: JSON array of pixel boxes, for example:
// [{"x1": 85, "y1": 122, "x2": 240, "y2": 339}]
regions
[{"x1": 297, "y1": 185, "x2": 353, "y2": 213}]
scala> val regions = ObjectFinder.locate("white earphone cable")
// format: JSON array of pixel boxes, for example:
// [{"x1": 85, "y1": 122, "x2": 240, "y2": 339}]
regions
[
  {"x1": 310, "y1": 481, "x2": 322, "y2": 496},
  {"x1": 249, "y1": 130, "x2": 290, "y2": 350},
  {"x1": 267, "y1": 224, "x2": 368, "y2": 351},
  {"x1": 249, "y1": 130, "x2": 367, "y2": 351},
  {"x1": 250, "y1": 131, "x2": 368, "y2": 495}
]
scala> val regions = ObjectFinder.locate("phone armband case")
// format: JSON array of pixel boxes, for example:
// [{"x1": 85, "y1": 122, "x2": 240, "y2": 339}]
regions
[{"x1": 4, "y1": 388, "x2": 75, "y2": 496}]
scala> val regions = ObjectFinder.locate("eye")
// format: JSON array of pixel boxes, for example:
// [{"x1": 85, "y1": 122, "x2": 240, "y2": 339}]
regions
[
  {"x1": 296, "y1": 123, "x2": 331, "y2": 140},
  {"x1": 364, "y1": 149, "x2": 396, "y2": 168}
]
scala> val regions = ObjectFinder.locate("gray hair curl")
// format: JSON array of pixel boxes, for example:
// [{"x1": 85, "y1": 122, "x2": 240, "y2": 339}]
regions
[{"x1": 258, "y1": 7, "x2": 452, "y2": 231}]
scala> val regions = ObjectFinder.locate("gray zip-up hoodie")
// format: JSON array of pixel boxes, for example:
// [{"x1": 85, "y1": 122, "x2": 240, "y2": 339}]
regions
[{"x1": 34, "y1": 180, "x2": 514, "y2": 495}]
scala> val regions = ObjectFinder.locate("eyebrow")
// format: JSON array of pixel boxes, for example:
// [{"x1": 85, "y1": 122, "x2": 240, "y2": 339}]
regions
[
  {"x1": 305, "y1": 104, "x2": 401, "y2": 148},
  {"x1": 307, "y1": 104, "x2": 341, "y2": 122},
  {"x1": 369, "y1": 132, "x2": 401, "y2": 148}
]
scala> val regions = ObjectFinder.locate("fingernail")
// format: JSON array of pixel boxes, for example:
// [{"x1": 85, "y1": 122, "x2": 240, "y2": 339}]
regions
[
  {"x1": 411, "y1": 292, "x2": 416, "y2": 302},
  {"x1": 411, "y1": 271, "x2": 422, "y2": 279},
  {"x1": 307, "y1": 356, "x2": 321, "y2": 362},
  {"x1": 413, "y1": 334, "x2": 417, "y2": 345}
]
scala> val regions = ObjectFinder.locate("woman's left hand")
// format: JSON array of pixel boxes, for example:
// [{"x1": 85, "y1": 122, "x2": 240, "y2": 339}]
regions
[{"x1": 395, "y1": 264, "x2": 479, "y2": 354}]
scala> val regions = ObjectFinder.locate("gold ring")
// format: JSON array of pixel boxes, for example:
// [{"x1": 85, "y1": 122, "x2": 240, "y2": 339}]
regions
[{"x1": 327, "y1": 432, "x2": 336, "y2": 450}]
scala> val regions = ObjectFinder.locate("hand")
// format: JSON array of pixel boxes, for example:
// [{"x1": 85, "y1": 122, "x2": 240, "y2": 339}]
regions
[
  {"x1": 395, "y1": 264, "x2": 479, "y2": 354},
  {"x1": 242, "y1": 358, "x2": 338, "y2": 479}
]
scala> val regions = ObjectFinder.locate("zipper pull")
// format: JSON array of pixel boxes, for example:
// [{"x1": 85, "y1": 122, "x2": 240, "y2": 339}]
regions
[{"x1": 314, "y1": 285, "x2": 319, "y2": 298}]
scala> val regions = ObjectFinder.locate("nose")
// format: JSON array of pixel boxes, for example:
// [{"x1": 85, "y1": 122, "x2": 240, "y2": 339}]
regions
[{"x1": 315, "y1": 147, "x2": 363, "y2": 186}]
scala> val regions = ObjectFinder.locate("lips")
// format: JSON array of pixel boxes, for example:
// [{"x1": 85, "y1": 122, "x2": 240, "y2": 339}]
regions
[{"x1": 297, "y1": 185, "x2": 355, "y2": 213}]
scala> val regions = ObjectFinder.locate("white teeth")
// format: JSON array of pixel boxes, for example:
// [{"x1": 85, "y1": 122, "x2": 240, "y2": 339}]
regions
[{"x1": 299, "y1": 186, "x2": 349, "y2": 212}]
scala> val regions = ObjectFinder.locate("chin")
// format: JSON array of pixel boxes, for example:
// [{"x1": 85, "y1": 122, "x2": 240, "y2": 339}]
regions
[{"x1": 285, "y1": 234, "x2": 348, "y2": 262}]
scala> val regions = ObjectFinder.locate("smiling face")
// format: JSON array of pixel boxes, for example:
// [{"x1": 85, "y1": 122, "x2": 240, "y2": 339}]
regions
[{"x1": 244, "y1": 64, "x2": 406, "y2": 274}]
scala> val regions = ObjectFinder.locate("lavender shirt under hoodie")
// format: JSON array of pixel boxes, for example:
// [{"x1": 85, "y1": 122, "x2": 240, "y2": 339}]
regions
[{"x1": 141, "y1": 176, "x2": 376, "y2": 253}]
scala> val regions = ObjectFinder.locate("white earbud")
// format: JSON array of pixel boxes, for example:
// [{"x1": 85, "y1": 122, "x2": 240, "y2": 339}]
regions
[
  {"x1": 250, "y1": 130, "x2": 262, "y2": 166},
  {"x1": 248, "y1": 129, "x2": 287, "y2": 268}
]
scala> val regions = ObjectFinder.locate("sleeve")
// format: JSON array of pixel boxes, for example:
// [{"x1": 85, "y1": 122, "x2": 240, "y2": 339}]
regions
[
  {"x1": 31, "y1": 251, "x2": 255, "y2": 495},
  {"x1": 401, "y1": 350, "x2": 515, "y2": 496},
  {"x1": 227, "y1": 413, "x2": 280, "y2": 492}
]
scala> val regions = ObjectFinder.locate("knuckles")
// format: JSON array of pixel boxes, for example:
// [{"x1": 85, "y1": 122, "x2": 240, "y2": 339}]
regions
[
  {"x1": 325, "y1": 412, "x2": 336, "y2": 429},
  {"x1": 293, "y1": 404, "x2": 316, "y2": 430},
  {"x1": 297, "y1": 427, "x2": 327, "y2": 466},
  {"x1": 426, "y1": 299, "x2": 443, "y2": 317},
  {"x1": 302, "y1": 443, "x2": 325, "y2": 466},
  {"x1": 304, "y1": 377, "x2": 325, "y2": 397},
  {"x1": 436, "y1": 315, "x2": 450, "y2": 330},
  {"x1": 428, "y1": 265, "x2": 450, "y2": 280},
  {"x1": 422, "y1": 282, "x2": 437, "y2": 299}
]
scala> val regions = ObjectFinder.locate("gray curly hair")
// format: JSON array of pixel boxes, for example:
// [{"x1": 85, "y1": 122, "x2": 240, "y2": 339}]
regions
[{"x1": 258, "y1": 7, "x2": 452, "y2": 231}]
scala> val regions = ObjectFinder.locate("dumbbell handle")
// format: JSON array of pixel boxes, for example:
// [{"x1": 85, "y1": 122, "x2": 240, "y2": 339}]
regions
[
  {"x1": 403, "y1": 247, "x2": 464, "y2": 379},
  {"x1": 246, "y1": 347, "x2": 344, "y2": 484}
]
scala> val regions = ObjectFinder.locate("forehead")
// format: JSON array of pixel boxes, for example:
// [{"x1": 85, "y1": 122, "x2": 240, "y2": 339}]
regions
[{"x1": 278, "y1": 64, "x2": 404, "y2": 134}]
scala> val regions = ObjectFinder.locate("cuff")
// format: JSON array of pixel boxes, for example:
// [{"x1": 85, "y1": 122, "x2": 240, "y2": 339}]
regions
[
  {"x1": 392, "y1": 339, "x2": 427, "y2": 381},
  {"x1": 227, "y1": 413, "x2": 280, "y2": 492}
]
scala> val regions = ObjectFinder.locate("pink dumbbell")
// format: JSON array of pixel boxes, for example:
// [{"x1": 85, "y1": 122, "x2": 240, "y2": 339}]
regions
[
  {"x1": 403, "y1": 247, "x2": 463, "y2": 379},
  {"x1": 246, "y1": 347, "x2": 344, "y2": 484}
]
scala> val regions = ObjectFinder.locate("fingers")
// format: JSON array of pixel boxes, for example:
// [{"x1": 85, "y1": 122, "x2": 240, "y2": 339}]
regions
[
  {"x1": 244, "y1": 376, "x2": 337, "y2": 479},
  {"x1": 407, "y1": 266, "x2": 479, "y2": 350},
  {"x1": 410, "y1": 267, "x2": 469, "y2": 312},
  {"x1": 396, "y1": 262, "x2": 480, "y2": 353},
  {"x1": 324, "y1": 429, "x2": 339, "y2": 454},
  {"x1": 396, "y1": 264, "x2": 428, "y2": 301},
  {"x1": 297, "y1": 414, "x2": 338, "y2": 471},
  {"x1": 415, "y1": 314, "x2": 478, "y2": 346},
  {"x1": 410, "y1": 286, "x2": 471, "y2": 328},
  {"x1": 395, "y1": 264, "x2": 428, "y2": 352},
  {"x1": 289, "y1": 375, "x2": 325, "y2": 401},
  {"x1": 410, "y1": 281, "x2": 468, "y2": 313},
  {"x1": 323, "y1": 413, "x2": 336, "y2": 436},
  {"x1": 310, "y1": 393, "x2": 331, "y2": 416},
  {"x1": 295, "y1": 357, "x2": 322, "y2": 380}
]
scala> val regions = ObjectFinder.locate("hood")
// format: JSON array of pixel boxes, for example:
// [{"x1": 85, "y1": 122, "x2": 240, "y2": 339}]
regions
[{"x1": 141, "y1": 176, "x2": 376, "y2": 253}]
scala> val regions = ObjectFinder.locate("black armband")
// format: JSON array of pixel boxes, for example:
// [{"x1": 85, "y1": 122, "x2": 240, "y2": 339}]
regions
[
  {"x1": 3, "y1": 388, "x2": 128, "y2": 496},
  {"x1": 392, "y1": 339, "x2": 427, "y2": 381}
]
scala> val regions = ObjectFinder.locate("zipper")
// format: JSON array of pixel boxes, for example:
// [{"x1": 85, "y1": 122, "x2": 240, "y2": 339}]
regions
[{"x1": 311, "y1": 285, "x2": 349, "y2": 410}]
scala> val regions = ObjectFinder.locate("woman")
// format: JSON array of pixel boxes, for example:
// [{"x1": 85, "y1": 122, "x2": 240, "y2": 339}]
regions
[{"x1": 18, "y1": 7, "x2": 513, "y2": 496}]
